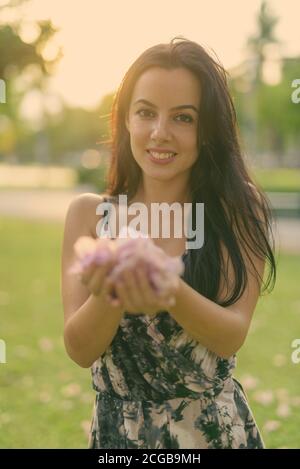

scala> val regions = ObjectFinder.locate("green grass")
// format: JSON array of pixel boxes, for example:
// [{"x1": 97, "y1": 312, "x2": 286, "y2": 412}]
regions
[
  {"x1": 252, "y1": 167, "x2": 300, "y2": 192},
  {"x1": 0, "y1": 217, "x2": 94, "y2": 448},
  {"x1": 0, "y1": 217, "x2": 299, "y2": 448},
  {"x1": 234, "y1": 251, "x2": 300, "y2": 448}
]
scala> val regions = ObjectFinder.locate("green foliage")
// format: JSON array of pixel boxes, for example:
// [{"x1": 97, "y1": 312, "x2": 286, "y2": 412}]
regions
[
  {"x1": 229, "y1": 59, "x2": 300, "y2": 163},
  {"x1": 76, "y1": 165, "x2": 107, "y2": 193},
  {"x1": 256, "y1": 62, "x2": 300, "y2": 151},
  {"x1": 0, "y1": 19, "x2": 61, "y2": 89},
  {"x1": 0, "y1": 12, "x2": 62, "y2": 158},
  {"x1": 45, "y1": 94, "x2": 113, "y2": 164}
]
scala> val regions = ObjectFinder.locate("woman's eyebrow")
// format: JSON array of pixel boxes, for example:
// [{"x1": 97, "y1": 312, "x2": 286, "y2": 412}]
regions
[{"x1": 133, "y1": 98, "x2": 199, "y2": 114}]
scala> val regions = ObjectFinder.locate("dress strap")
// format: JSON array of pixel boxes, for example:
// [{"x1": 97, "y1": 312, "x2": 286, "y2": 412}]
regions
[{"x1": 101, "y1": 194, "x2": 118, "y2": 239}]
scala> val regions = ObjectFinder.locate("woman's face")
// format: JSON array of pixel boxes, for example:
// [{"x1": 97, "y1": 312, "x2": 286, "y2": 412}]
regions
[{"x1": 125, "y1": 67, "x2": 201, "y2": 182}]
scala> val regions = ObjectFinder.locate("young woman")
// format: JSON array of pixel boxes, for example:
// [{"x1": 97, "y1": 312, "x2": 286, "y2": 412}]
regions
[{"x1": 61, "y1": 37, "x2": 276, "y2": 449}]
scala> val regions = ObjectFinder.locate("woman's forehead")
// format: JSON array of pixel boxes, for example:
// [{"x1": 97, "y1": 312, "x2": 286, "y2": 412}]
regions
[{"x1": 131, "y1": 67, "x2": 201, "y2": 106}]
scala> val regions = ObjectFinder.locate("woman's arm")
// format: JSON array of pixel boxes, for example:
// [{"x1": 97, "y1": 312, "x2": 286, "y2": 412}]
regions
[
  {"x1": 168, "y1": 240, "x2": 265, "y2": 359},
  {"x1": 64, "y1": 294, "x2": 123, "y2": 368},
  {"x1": 61, "y1": 193, "x2": 124, "y2": 368}
]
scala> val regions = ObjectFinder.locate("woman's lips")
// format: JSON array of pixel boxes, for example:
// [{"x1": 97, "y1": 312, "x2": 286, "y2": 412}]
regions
[{"x1": 146, "y1": 150, "x2": 177, "y2": 165}]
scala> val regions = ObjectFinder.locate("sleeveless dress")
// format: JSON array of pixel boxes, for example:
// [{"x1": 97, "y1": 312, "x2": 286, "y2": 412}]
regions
[{"x1": 88, "y1": 196, "x2": 265, "y2": 449}]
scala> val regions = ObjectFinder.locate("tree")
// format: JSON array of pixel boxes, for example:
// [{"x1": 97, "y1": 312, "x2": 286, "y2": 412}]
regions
[
  {"x1": 245, "y1": 0, "x2": 280, "y2": 161},
  {"x1": 0, "y1": 1, "x2": 62, "y2": 160},
  {"x1": 247, "y1": 0, "x2": 279, "y2": 85}
]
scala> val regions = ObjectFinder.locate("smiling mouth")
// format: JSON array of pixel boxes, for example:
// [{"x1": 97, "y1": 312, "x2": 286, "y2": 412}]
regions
[{"x1": 146, "y1": 150, "x2": 177, "y2": 160}]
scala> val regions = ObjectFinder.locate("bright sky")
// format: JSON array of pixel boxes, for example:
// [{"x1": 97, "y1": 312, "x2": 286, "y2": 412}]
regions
[{"x1": 4, "y1": 0, "x2": 300, "y2": 109}]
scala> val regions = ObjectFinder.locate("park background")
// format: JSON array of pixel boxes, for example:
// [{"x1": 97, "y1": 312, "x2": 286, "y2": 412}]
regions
[{"x1": 0, "y1": 0, "x2": 299, "y2": 448}]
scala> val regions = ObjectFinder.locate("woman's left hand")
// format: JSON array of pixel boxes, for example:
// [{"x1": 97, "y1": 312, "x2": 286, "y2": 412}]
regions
[{"x1": 104, "y1": 264, "x2": 179, "y2": 316}]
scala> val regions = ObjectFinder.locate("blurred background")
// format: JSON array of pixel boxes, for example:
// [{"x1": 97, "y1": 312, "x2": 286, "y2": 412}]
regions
[{"x1": 0, "y1": 0, "x2": 299, "y2": 448}]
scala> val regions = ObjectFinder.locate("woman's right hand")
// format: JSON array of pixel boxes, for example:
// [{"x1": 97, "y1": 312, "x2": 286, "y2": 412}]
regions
[{"x1": 79, "y1": 258, "x2": 117, "y2": 298}]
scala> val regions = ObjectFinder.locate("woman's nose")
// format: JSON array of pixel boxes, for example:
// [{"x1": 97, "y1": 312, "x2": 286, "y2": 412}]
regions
[{"x1": 150, "y1": 116, "x2": 172, "y2": 140}]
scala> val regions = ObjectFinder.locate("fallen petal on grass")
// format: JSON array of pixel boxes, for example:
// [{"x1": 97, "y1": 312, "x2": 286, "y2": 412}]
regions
[
  {"x1": 275, "y1": 388, "x2": 289, "y2": 402},
  {"x1": 290, "y1": 396, "x2": 300, "y2": 407},
  {"x1": 263, "y1": 420, "x2": 281, "y2": 432},
  {"x1": 80, "y1": 392, "x2": 94, "y2": 404},
  {"x1": 81, "y1": 420, "x2": 91, "y2": 439},
  {"x1": 276, "y1": 403, "x2": 291, "y2": 418},
  {"x1": 273, "y1": 354, "x2": 287, "y2": 367},
  {"x1": 38, "y1": 391, "x2": 52, "y2": 404},
  {"x1": 38, "y1": 337, "x2": 54, "y2": 352},
  {"x1": 60, "y1": 400, "x2": 74, "y2": 411},
  {"x1": 253, "y1": 390, "x2": 274, "y2": 405},
  {"x1": 61, "y1": 383, "x2": 81, "y2": 398},
  {"x1": 57, "y1": 371, "x2": 72, "y2": 382},
  {"x1": 239, "y1": 374, "x2": 259, "y2": 391}
]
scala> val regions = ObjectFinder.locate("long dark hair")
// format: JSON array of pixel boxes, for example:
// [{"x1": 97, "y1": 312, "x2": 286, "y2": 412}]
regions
[{"x1": 105, "y1": 36, "x2": 277, "y2": 306}]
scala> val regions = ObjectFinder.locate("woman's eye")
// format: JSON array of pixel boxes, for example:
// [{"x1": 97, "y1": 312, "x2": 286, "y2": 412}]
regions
[
  {"x1": 136, "y1": 109, "x2": 154, "y2": 118},
  {"x1": 136, "y1": 109, "x2": 193, "y2": 123},
  {"x1": 175, "y1": 114, "x2": 194, "y2": 123}
]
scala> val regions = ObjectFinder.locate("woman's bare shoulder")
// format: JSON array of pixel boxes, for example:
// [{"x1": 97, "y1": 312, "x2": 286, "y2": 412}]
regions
[{"x1": 65, "y1": 192, "x2": 109, "y2": 239}]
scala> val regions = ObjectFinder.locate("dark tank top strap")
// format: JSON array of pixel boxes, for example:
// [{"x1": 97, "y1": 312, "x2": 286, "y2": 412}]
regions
[{"x1": 100, "y1": 194, "x2": 118, "y2": 239}]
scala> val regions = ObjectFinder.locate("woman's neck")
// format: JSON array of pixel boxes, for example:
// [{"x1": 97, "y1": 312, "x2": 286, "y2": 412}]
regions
[{"x1": 131, "y1": 177, "x2": 192, "y2": 207}]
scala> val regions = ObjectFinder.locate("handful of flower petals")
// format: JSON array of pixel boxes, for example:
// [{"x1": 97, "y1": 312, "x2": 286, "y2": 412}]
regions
[{"x1": 69, "y1": 226, "x2": 185, "y2": 300}]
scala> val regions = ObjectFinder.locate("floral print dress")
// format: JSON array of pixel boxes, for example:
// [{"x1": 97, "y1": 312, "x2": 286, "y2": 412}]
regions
[{"x1": 88, "y1": 196, "x2": 264, "y2": 449}]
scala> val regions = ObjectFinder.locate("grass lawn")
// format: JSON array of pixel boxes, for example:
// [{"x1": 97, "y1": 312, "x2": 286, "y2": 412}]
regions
[
  {"x1": 251, "y1": 167, "x2": 300, "y2": 192},
  {"x1": 0, "y1": 217, "x2": 299, "y2": 448}
]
